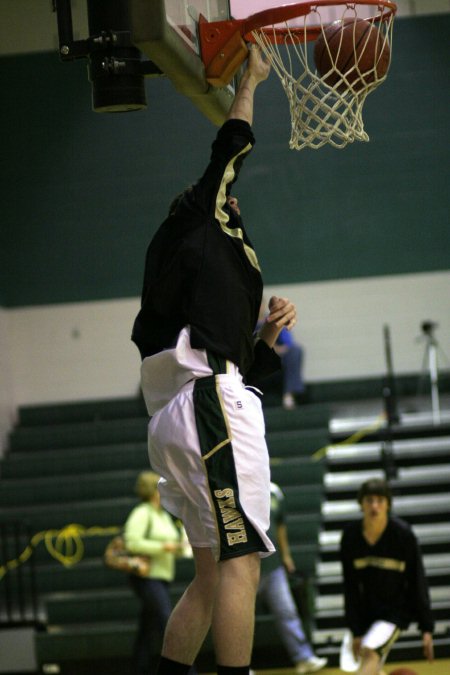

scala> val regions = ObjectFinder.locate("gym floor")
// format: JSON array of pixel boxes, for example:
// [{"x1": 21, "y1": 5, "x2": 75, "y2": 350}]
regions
[{"x1": 205, "y1": 661, "x2": 450, "y2": 675}]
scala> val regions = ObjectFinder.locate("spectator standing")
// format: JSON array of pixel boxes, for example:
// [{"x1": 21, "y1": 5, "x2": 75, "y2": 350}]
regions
[
  {"x1": 124, "y1": 471, "x2": 190, "y2": 675},
  {"x1": 256, "y1": 482, "x2": 327, "y2": 674}
]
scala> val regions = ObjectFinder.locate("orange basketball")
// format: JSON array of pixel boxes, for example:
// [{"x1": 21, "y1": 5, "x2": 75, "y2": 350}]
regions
[
  {"x1": 314, "y1": 18, "x2": 390, "y2": 92},
  {"x1": 389, "y1": 669, "x2": 418, "y2": 675}
]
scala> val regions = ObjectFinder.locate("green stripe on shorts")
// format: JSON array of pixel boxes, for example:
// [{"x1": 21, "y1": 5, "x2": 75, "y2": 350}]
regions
[
  {"x1": 193, "y1": 376, "x2": 268, "y2": 560},
  {"x1": 206, "y1": 351, "x2": 227, "y2": 375}
]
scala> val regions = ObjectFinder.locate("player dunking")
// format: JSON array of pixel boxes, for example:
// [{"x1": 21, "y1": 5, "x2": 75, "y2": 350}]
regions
[{"x1": 132, "y1": 46, "x2": 297, "y2": 675}]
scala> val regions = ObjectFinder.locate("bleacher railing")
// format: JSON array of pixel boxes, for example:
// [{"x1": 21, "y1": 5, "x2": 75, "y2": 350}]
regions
[{"x1": 0, "y1": 521, "x2": 39, "y2": 627}]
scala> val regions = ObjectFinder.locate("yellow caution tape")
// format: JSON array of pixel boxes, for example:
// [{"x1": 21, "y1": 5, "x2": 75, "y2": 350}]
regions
[
  {"x1": 0, "y1": 524, "x2": 120, "y2": 580},
  {"x1": 311, "y1": 412, "x2": 386, "y2": 461}
]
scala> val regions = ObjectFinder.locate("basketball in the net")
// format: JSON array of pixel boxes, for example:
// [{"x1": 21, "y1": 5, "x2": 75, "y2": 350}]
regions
[
  {"x1": 389, "y1": 669, "x2": 419, "y2": 675},
  {"x1": 314, "y1": 18, "x2": 390, "y2": 92}
]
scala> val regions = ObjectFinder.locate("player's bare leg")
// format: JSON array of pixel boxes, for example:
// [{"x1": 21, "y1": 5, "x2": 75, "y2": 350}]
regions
[
  {"x1": 357, "y1": 648, "x2": 381, "y2": 675},
  {"x1": 160, "y1": 547, "x2": 219, "y2": 665},
  {"x1": 159, "y1": 548, "x2": 260, "y2": 669},
  {"x1": 212, "y1": 552, "x2": 261, "y2": 666}
]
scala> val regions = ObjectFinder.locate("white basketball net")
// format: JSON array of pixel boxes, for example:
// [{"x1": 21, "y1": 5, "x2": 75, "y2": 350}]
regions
[{"x1": 252, "y1": 3, "x2": 395, "y2": 150}]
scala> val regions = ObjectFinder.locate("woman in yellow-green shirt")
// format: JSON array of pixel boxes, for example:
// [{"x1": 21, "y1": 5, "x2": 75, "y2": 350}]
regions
[{"x1": 124, "y1": 471, "x2": 186, "y2": 675}]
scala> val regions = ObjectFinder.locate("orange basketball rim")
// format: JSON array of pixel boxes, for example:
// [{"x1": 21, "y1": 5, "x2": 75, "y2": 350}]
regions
[{"x1": 199, "y1": 1, "x2": 398, "y2": 151}]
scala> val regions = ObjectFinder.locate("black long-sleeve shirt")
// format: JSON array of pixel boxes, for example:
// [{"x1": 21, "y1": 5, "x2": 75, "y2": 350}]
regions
[
  {"x1": 340, "y1": 516, "x2": 434, "y2": 636},
  {"x1": 132, "y1": 119, "x2": 279, "y2": 383}
]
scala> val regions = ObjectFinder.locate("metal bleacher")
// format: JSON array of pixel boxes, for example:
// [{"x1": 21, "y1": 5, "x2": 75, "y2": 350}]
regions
[
  {"x1": 0, "y1": 397, "x2": 329, "y2": 674},
  {"x1": 1, "y1": 384, "x2": 450, "y2": 673}
]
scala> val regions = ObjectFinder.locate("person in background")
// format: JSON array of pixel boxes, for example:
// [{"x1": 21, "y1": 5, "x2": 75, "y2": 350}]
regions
[
  {"x1": 274, "y1": 327, "x2": 306, "y2": 410},
  {"x1": 124, "y1": 471, "x2": 192, "y2": 675},
  {"x1": 257, "y1": 301, "x2": 306, "y2": 410},
  {"x1": 340, "y1": 478, "x2": 434, "y2": 675},
  {"x1": 256, "y1": 482, "x2": 327, "y2": 674}
]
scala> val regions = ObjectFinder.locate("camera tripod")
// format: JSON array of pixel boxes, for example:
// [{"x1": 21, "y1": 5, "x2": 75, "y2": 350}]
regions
[{"x1": 418, "y1": 321, "x2": 448, "y2": 425}]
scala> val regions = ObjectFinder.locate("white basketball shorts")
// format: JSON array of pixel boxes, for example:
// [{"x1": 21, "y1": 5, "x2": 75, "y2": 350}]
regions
[
  {"x1": 147, "y1": 373, "x2": 275, "y2": 561},
  {"x1": 362, "y1": 620, "x2": 401, "y2": 664},
  {"x1": 340, "y1": 621, "x2": 401, "y2": 672}
]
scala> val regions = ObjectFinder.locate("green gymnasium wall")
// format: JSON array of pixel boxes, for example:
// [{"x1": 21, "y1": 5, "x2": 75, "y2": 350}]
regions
[{"x1": 1, "y1": 15, "x2": 449, "y2": 308}]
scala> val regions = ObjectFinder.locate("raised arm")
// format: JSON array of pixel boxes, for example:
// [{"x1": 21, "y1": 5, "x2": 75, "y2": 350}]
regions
[{"x1": 227, "y1": 44, "x2": 270, "y2": 124}]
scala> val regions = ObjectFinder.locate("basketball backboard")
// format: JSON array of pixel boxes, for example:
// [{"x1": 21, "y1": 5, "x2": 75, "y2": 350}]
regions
[
  {"x1": 130, "y1": 0, "x2": 234, "y2": 125},
  {"x1": 230, "y1": 0, "x2": 383, "y2": 24}
]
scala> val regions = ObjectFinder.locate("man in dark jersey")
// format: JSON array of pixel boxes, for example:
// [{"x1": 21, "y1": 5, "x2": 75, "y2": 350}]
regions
[
  {"x1": 132, "y1": 46, "x2": 297, "y2": 675},
  {"x1": 340, "y1": 479, "x2": 434, "y2": 674}
]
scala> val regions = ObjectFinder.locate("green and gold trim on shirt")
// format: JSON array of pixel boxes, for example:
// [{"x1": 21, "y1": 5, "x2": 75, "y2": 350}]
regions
[
  {"x1": 353, "y1": 556, "x2": 406, "y2": 572},
  {"x1": 214, "y1": 143, "x2": 261, "y2": 272}
]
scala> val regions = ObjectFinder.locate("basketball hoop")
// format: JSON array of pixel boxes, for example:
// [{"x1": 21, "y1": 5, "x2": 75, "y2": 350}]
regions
[{"x1": 199, "y1": 2, "x2": 397, "y2": 149}]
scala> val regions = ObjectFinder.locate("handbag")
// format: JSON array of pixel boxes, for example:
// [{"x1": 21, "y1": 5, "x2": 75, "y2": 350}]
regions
[
  {"x1": 104, "y1": 511, "x2": 153, "y2": 578},
  {"x1": 104, "y1": 535, "x2": 152, "y2": 577}
]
